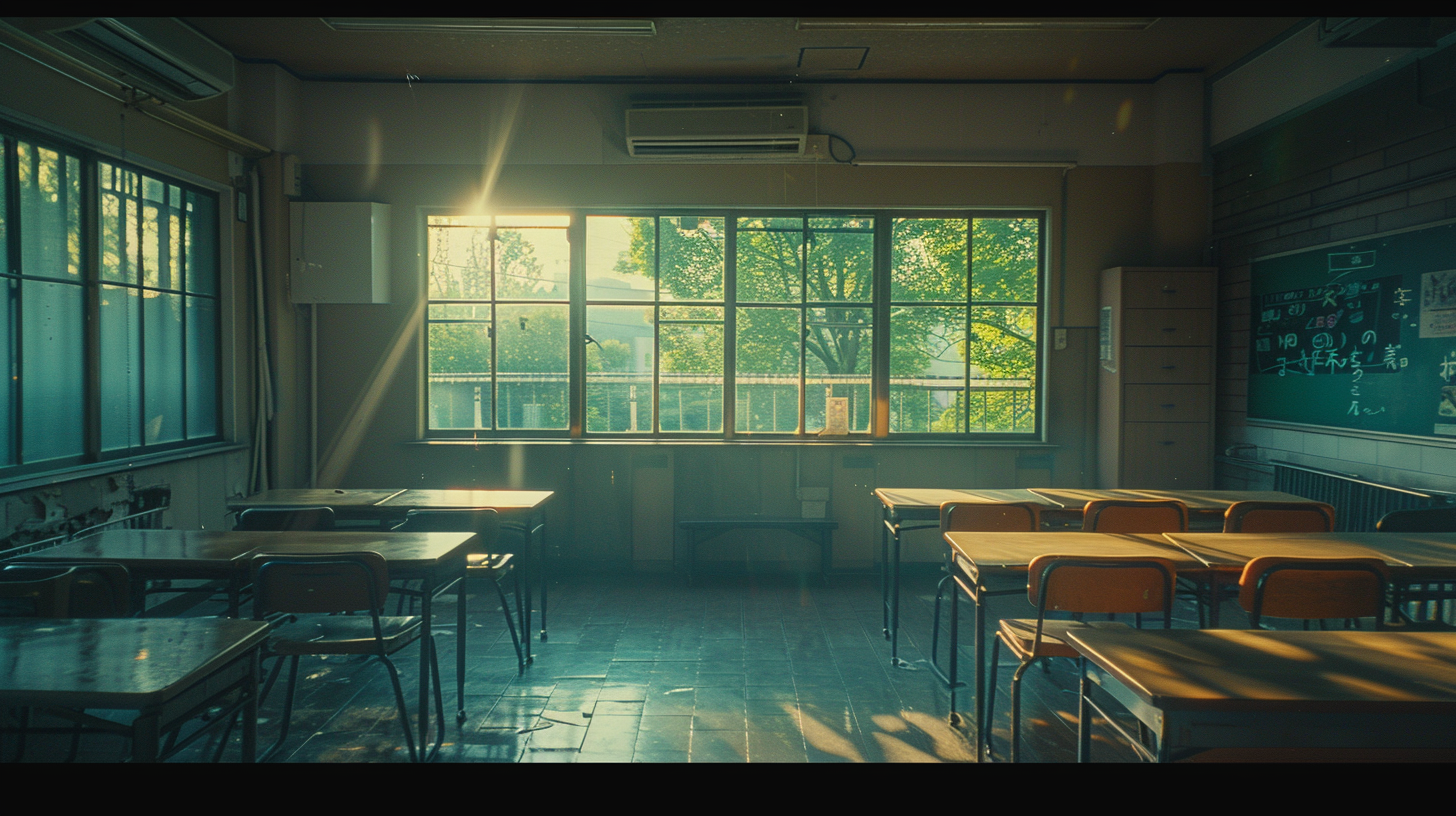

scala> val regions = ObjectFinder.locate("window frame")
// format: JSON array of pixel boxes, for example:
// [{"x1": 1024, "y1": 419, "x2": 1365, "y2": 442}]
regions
[
  {"x1": 0, "y1": 117, "x2": 225, "y2": 483},
  {"x1": 424, "y1": 207, "x2": 1046, "y2": 442}
]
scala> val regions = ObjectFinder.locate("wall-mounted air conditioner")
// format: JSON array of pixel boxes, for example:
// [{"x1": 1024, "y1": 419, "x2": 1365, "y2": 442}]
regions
[
  {"x1": 4, "y1": 17, "x2": 235, "y2": 102},
  {"x1": 625, "y1": 105, "x2": 808, "y2": 158}
]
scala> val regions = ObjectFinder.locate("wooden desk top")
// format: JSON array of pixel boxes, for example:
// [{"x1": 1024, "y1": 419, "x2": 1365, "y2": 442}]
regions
[
  {"x1": 874, "y1": 488, "x2": 1060, "y2": 513},
  {"x1": 1066, "y1": 628, "x2": 1456, "y2": 713},
  {"x1": 1163, "y1": 531, "x2": 1449, "y2": 570},
  {"x1": 228, "y1": 489, "x2": 406, "y2": 509},
  {"x1": 1027, "y1": 489, "x2": 1309, "y2": 512},
  {"x1": 19, "y1": 529, "x2": 477, "y2": 573},
  {"x1": 942, "y1": 531, "x2": 1206, "y2": 573},
  {"x1": 379, "y1": 489, "x2": 554, "y2": 512},
  {"x1": 0, "y1": 618, "x2": 269, "y2": 709}
]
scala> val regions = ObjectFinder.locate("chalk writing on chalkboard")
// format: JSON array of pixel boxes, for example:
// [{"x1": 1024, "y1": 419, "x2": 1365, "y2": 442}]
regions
[{"x1": 1252, "y1": 276, "x2": 1403, "y2": 377}]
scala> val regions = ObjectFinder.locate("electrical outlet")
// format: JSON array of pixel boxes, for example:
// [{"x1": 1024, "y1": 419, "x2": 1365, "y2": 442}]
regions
[{"x1": 1054, "y1": 328, "x2": 1068, "y2": 350}]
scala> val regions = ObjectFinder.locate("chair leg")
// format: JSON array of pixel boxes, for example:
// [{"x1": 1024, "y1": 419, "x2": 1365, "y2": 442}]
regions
[
  {"x1": 379, "y1": 654, "x2": 420, "y2": 763},
  {"x1": 494, "y1": 572, "x2": 525, "y2": 675},
  {"x1": 260, "y1": 655, "x2": 301, "y2": 762},
  {"x1": 930, "y1": 571, "x2": 952, "y2": 665},
  {"x1": 984, "y1": 636, "x2": 1003, "y2": 762},
  {"x1": 1009, "y1": 658, "x2": 1035, "y2": 764}
]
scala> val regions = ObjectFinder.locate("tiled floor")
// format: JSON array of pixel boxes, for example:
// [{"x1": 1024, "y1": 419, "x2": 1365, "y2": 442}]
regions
[{"x1": 6, "y1": 569, "x2": 1185, "y2": 763}]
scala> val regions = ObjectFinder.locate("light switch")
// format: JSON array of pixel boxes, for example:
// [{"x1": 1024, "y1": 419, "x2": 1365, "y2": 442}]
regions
[{"x1": 1054, "y1": 328, "x2": 1068, "y2": 350}]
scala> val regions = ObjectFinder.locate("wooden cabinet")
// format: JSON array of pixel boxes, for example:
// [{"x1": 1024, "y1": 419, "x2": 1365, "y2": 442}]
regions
[{"x1": 1098, "y1": 267, "x2": 1216, "y2": 489}]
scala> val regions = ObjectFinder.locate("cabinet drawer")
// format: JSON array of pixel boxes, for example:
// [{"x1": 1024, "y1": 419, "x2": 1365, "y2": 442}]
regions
[
  {"x1": 1123, "y1": 384, "x2": 1210, "y2": 422},
  {"x1": 1121, "y1": 271, "x2": 1215, "y2": 309},
  {"x1": 1121, "y1": 309, "x2": 1214, "y2": 346},
  {"x1": 1118, "y1": 423, "x2": 1212, "y2": 489},
  {"x1": 1121, "y1": 346, "x2": 1212, "y2": 384}
]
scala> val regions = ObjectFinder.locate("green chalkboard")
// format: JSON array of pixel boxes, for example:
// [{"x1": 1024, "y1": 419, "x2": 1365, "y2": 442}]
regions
[{"x1": 1249, "y1": 219, "x2": 1456, "y2": 439}]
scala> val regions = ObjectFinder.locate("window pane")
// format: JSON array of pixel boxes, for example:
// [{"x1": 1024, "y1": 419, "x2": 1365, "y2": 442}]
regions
[
  {"x1": 586, "y1": 305, "x2": 653, "y2": 432},
  {"x1": 186, "y1": 190, "x2": 219, "y2": 296},
  {"x1": 890, "y1": 305, "x2": 966, "y2": 433},
  {"x1": 736, "y1": 217, "x2": 801, "y2": 303},
  {"x1": 143, "y1": 291, "x2": 184, "y2": 444},
  {"x1": 21, "y1": 280, "x2": 84, "y2": 461},
  {"x1": 19, "y1": 143, "x2": 82, "y2": 281},
  {"x1": 586, "y1": 216, "x2": 653, "y2": 301},
  {"x1": 658, "y1": 305, "x2": 722, "y2": 432},
  {"x1": 659, "y1": 216, "x2": 724, "y2": 301},
  {"x1": 428, "y1": 224, "x2": 492, "y2": 300},
  {"x1": 891, "y1": 218, "x2": 966, "y2": 302},
  {"x1": 495, "y1": 303, "x2": 568, "y2": 430},
  {"x1": 806, "y1": 306, "x2": 872, "y2": 433},
  {"x1": 428, "y1": 321, "x2": 491, "y2": 429},
  {"x1": 99, "y1": 284, "x2": 142, "y2": 451},
  {"x1": 807, "y1": 217, "x2": 873, "y2": 303},
  {"x1": 736, "y1": 307, "x2": 799, "y2": 433},
  {"x1": 496, "y1": 227, "x2": 568, "y2": 301},
  {"x1": 969, "y1": 305, "x2": 1038, "y2": 433},
  {"x1": 972, "y1": 217, "x2": 1040, "y2": 302},
  {"x1": 0, "y1": 281, "x2": 12, "y2": 467},
  {"x1": 186, "y1": 295, "x2": 218, "y2": 438}
]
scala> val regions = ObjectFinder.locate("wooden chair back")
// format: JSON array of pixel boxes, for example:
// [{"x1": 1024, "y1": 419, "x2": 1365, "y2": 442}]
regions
[
  {"x1": 1081, "y1": 499, "x2": 1189, "y2": 533},
  {"x1": 940, "y1": 501, "x2": 1041, "y2": 533},
  {"x1": 1224, "y1": 501, "x2": 1335, "y2": 533},
  {"x1": 1238, "y1": 556, "x2": 1387, "y2": 627},
  {"x1": 235, "y1": 506, "x2": 336, "y2": 532},
  {"x1": 1376, "y1": 507, "x2": 1456, "y2": 532}
]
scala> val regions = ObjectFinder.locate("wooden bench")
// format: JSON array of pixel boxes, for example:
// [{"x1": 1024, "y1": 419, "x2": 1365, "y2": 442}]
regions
[{"x1": 676, "y1": 518, "x2": 837, "y2": 585}]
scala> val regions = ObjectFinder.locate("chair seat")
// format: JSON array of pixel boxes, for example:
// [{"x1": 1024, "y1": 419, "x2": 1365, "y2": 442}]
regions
[
  {"x1": 997, "y1": 618, "x2": 1132, "y2": 661},
  {"x1": 268, "y1": 614, "x2": 424, "y2": 656},
  {"x1": 466, "y1": 552, "x2": 513, "y2": 572}
]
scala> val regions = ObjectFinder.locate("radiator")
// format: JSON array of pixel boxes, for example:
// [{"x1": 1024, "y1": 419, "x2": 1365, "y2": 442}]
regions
[{"x1": 1272, "y1": 461, "x2": 1450, "y2": 532}]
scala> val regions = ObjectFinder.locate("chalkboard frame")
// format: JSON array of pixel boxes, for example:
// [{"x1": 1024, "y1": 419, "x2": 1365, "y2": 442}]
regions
[{"x1": 1246, "y1": 217, "x2": 1456, "y2": 445}]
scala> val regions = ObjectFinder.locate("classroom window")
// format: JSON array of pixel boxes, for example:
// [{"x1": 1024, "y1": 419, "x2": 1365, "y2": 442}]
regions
[
  {"x1": 426, "y1": 210, "x2": 1043, "y2": 439},
  {"x1": 0, "y1": 126, "x2": 222, "y2": 478}
]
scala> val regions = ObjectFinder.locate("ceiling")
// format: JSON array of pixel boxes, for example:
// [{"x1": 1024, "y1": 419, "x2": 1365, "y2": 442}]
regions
[{"x1": 183, "y1": 17, "x2": 1310, "y2": 84}]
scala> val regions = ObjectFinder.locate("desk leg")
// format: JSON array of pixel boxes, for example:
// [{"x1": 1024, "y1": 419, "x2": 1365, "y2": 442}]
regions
[
  {"x1": 420, "y1": 574, "x2": 436, "y2": 758},
  {"x1": 1077, "y1": 664, "x2": 1090, "y2": 763},
  {"x1": 457, "y1": 572, "x2": 468, "y2": 723},
  {"x1": 974, "y1": 578, "x2": 987, "y2": 756},
  {"x1": 880, "y1": 509, "x2": 891, "y2": 640},
  {"x1": 243, "y1": 648, "x2": 259, "y2": 762},
  {"x1": 537, "y1": 511, "x2": 548, "y2": 643},
  {"x1": 891, "y1": 519, "x2": 903, "y2": 666}
]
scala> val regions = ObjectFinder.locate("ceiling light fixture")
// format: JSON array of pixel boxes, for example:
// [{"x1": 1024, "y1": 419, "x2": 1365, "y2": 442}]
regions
[
  {"x1": 322, "y1": 18, "x2": 657, "y2": 35},
  {"x1": 796, "y1": 18, "x2": 1158, "y2": 32}
]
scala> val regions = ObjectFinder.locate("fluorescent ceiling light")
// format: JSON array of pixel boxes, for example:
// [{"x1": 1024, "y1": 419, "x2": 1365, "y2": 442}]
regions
[
  {"x1": 797, "y1": 18, "x2": 1158, "y2": 32},
  {"x1": 322, "y1": 18, "x2": 656, "y2": 35}
]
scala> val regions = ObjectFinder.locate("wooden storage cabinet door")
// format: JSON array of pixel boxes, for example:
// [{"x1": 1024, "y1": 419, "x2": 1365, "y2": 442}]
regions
[
  {"x1": 1121, "y1": 346, "x2": 1212, "y2": 384},
  {"x1": 1120, "y1": 309, "x2": 1214, "y2": 346},
  {"x1": 1119, "y1": 272, "x2": 1216, "y2": 309},
  {"x1": 1118, "y1": 423, "x2": 1212, "y2": 488},
  {"x1": 1122, "y1": 384, "x2": 1212, "y2": 423}
]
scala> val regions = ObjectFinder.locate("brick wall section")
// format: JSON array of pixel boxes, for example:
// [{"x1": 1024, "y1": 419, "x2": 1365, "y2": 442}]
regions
[{"x1": 1211, "y1": 60, "x2": 1456, "y2": 490}]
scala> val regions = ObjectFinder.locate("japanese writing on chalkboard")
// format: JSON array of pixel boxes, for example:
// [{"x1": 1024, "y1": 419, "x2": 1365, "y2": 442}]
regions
[{"x1": 1252, "y1": 276, "x2": 1403, "y2": 377}]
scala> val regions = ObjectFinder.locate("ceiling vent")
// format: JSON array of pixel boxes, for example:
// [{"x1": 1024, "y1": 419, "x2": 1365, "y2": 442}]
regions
[
  {"x1": 625, "y1": 105, "x2": 808, "y2": 158},
  {"x1": 6, "y1": 17, "x2": 235, "y2": 102}
]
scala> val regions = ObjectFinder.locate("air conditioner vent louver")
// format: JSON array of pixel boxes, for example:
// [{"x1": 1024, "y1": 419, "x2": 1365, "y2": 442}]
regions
[
  {"x1": 626, "y1": 105, "x2": 808, "y2": 158},
  {"x1": 38, "y1": 17, "x2": 235, "y2": 102}
]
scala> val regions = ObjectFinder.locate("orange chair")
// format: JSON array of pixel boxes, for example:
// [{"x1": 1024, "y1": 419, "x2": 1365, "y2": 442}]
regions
[
  {"x1": 1081, "y1": 499, "x2": 1189, "y2": 533},
  {"x1": 1238, "y1": 555, "x2": 1388, "y2": 630},
  {"x1": 1223, "y1": 501, "x2": 1335, "y2": 533},
  {"x1": 932, "y1": 502, "x2": 1042, "y2": 669},
  {"x1": 985, "y1": 554, "x2": 1177, "y2": 762}
]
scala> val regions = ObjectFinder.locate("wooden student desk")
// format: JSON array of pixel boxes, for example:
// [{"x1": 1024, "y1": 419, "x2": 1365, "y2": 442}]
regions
[
  {"x1": 229, "y1": 488, "x2": 553, "y2": 660},
  {"x1": 1164, "y1": 531, "x2": 1456, "y2": 627},
  {"x1": 1067, "y1": 627, "x2": 1456, "y2": 762},
  {"x1": 19, "y1": 528, "x2": 474, "y2": 754},
  {"x1": 939, "y1": 530, "x2": 1208, "y2": 755},
  {"x1": 873, "y1": 488, "x2": 1307, "y2": 664},
  {"x1": 0, "y1": 617, "x2": 269, "y2": 762}
]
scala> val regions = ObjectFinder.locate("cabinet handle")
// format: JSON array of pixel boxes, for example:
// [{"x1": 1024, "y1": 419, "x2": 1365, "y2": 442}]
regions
[
  {"x1": 1158, "y1": 441, "x2": 1176, "y2": 446},
  {"x1": 1161, "y1": 287, "x2": 1179, "y2": 294},
  {"x1": 1160, "y1": 327, "x2": 1178, "y2": 333},
  {"x1": 1160, "y1": 364, "x2": 1177, "y2": 370},
  {"x1": 1160, "y1": 403, "x2": 1177, "y2": 409}
]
